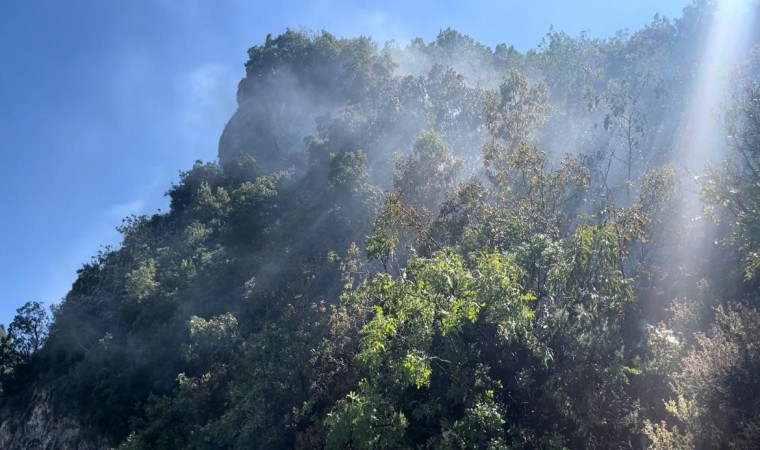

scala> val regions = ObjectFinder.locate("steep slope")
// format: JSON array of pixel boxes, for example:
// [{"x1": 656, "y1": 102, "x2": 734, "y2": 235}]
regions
[{"x1": 2, "y1": 3, "x2": 760, "y2": 448}]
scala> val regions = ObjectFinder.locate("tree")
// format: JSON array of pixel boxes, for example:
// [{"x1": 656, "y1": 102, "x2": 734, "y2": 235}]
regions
[
  {"x1": 325, "y1": 251, "x2": 537, "y2": 449},
  {"x1": 3, "y1": 18, "x2": 760, "y2": 450},
  {"x1": 393, "y1": 129, "x2": 462, "y2": 213},
  {"x1": 587, "y1": 75, "x2": 657, "y2": 201},
  {"x1": 702, "y1": 70, "x2": 760, "y2": 286},
  {"x1": 7, "y1": 301, "x2": 50, "y2": 360},
  {"x1": 644, "y1": 304, "x2": 760, "y2": 448},
  {"x1": 483, "y1": 69, "x2": 549, "y2": 160},
  {"x1": 0, "y1": 325, "x2": 20, "y2": 383}
]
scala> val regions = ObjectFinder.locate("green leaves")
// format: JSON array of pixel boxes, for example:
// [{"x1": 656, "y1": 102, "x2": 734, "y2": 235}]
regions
[
  {"x1": 125, "y1": 259, "x2": 159, "y2": 302},
  {"x1": 484, "y1": 70, "x2": 549, "y2": 147},
  {"x1": 393, "y1": 130, "x2": 463, "y2": 212},
  {"x1": 702, "y1": 77, "x2": 760, "y2": 283},
  {"x1": 183, "y1": 313, "x2": 241, "y2": 365},
  {"x1": 327, "y1": 251, "x2": 534, "y2": 447},
  {"x1": 12, "y1": 16, "x2": 760, "y2": 450},
  {"x1": 548, "y1": 224, "x2": 632, "y2": 309},
  {"x1": 325, "y1": 386, "x2": 408, "y2": 450},
  {"x1": 6, "y1": 301, "x2": 50, "y2": 360}
]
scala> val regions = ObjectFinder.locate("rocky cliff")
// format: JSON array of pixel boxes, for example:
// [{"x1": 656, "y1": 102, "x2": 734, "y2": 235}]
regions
[{"x1": 0, "y1": 391, "x2": 109, "y2": 450}]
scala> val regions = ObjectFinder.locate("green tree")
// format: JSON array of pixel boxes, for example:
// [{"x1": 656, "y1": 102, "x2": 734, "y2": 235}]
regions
[
  {"x1": 393, "y1": 129, "x2": 462, "y2": 213},
  {"x1": 7, "y1": 301, "x2": 50, "y2": 360},
  {"x1": 703, "y1": 71, "x2": 760, "y2": 284},
  {"x1": 644, "y1": 304, "x2": 760, "y2": 448},
  {"x1": 0, "y1": 325, "x2": 21, "y2": 385},
  {"x1": 326, "y1": 251, "x2": 539, "y2": 449}
]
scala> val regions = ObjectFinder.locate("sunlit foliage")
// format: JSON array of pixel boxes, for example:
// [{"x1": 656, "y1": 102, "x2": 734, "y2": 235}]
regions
[{"x1": 3, "y1": 6, "x2": 760, "y2": 449}]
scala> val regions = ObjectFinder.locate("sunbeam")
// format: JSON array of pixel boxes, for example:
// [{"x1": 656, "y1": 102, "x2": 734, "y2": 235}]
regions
[
  {"x1": 672, "y1": 0, "x2": 757, "y2": 292},
  {"x1": 6, "y1": 2, "x2": 760, "y2": 447},
  {"x1": 679, "y1": 0, "x2": 756, "y2": 172}
]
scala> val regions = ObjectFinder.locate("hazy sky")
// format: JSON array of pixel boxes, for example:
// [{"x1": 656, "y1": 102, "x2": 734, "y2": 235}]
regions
[{"x1": 0, "y1": 0, "x2": 692, "y2": 327}]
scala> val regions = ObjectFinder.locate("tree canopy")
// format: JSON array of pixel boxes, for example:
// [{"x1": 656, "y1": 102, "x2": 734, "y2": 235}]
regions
[{"x1": 3, "y1": 3, "x2": 760, "y2": 448}]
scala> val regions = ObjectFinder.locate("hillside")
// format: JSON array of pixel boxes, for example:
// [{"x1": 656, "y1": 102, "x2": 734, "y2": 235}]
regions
[{"x1": 2, "y1": 2, "x2": 760, "y2": 448}]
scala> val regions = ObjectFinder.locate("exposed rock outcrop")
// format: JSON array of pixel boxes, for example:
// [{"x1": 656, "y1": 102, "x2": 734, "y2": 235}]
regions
[{"x1": 0, "y1": 391, "x2": 109, "y2": 450}]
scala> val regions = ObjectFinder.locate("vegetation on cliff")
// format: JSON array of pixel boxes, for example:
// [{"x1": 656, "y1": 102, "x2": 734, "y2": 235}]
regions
[{"x1": 2, "y1": 1, "x2": 760, "y2": 448}]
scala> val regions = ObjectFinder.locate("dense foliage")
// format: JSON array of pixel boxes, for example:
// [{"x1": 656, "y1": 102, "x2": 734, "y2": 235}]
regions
[{"x1": 3, "y1": 1, "x2": 760, "y2": 448}]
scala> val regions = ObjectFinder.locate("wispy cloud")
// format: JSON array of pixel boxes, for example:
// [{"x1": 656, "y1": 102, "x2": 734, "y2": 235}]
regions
[
  {"x1": 174, "y1": 62, "x2": 237, "y2": 152},
  {"x1": 40, "y1": 167, "x2": 171, "y2": 309},
  {"x1": 352, "y1": 9, "x2": 412, "y2": 45},
  {"x1": 107, "y1": 49, "x2": 164, "y2": 127}
]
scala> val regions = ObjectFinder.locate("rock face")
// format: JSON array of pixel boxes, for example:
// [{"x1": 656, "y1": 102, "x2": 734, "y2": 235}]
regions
[
  {"x1": 217, "y1": 31, "x2": 351, "y2": 173},
  {"x1": 0, "y1": 391, "x2": 109, "y2": 450},
  {"x1": 217, "y1": 31, "x2": 489, "y2": 185}
]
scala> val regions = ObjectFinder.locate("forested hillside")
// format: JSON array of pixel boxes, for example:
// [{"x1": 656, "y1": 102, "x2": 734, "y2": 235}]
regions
[{"x1": 2, "y1": 1, "x2": 760, "y2": 448}]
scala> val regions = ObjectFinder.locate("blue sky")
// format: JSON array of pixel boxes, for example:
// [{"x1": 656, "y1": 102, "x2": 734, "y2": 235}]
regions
[{"x1": 0, "y1": 0, "x2": 692, "y2": 327}]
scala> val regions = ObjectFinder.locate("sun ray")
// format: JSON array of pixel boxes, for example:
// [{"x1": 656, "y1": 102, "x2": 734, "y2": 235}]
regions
[{"x1": 672, "y1": 0, "x2": 757, "y2": 295}]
